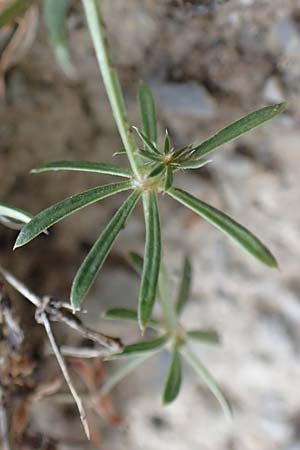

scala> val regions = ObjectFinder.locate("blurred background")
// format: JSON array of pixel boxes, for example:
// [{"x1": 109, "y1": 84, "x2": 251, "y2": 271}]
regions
[{"x1": 1, "y1": 0, "x2": 300, "y2": 449}]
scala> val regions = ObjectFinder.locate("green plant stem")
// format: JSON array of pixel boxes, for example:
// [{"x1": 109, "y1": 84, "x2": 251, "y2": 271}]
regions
[
  {"x1": 82, "y1": 0, "x2": 141, "y2": 179},
  {"x1": 158, "y1": 260, "x2": 178, "y2": 331}
]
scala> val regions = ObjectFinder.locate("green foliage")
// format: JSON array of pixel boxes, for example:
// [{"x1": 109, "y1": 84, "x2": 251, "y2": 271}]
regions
[
  {"x1": 15, "y1": 80, "x2": 284, "y2": 322},
  {"x1": 192, "y1": 103, "x2": 287, "y2": 159},
  {"x1": 163, "y1": 345, "x2": 182, "y2": 404},
  {"x1": 31, "y1": 160, "x2": 132, "y2": 178},
  {"x1": 181, "y1": 347, "x2": 232, "y2": 420},
  {"x1": 71, "y1": 189, "x2": 141, "y2": 308},
  {"x1": 42, "y1": 0, "x2": 75, "y2": 78},
  {"x1": 167, "y1": 188, "x2": 278, "y2": 267},
  {"x1": 138, "y1": 80, "x2": 157, "y2": 145},
  {"x1": 0, "y1": 0, "x2": 31, "y2": 28},
  {"x1": 0, "y1": 0, "x2": 74, "y2": 78},
  {"x1": 2, "y1": 0, "x2": 287, "y2": 433},
  {"x1": 176, "y1": 256, "x2": 192, "y2": 315},
  {"x1": 15, "y1": 181, "x2": 132, "y2": 248},
  {"x1": 103, "y1": 308, "x2": 160, "y2": 329},
  {"x1": 103, "y1": 255, "x2": 226, "y2": 408},
  {"x1": 120, "y1": 334, "x2": 169, "y2": 356},
  {"x1": 138, "y1": 191, "x2": 161, "y2": 330}
]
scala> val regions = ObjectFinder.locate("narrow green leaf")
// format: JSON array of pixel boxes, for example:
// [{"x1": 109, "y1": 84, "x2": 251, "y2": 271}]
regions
[
  {"x1": 163, "y1": 345, "x2": 182, "y2": 404},
  {"x1": 175, "y1": 256, "x2": 192, "y2": 315},
  {"x1": 138, "y1": 150, "x2": 162, "y2": 163},
  {"x1": 133, "y1": 127, "x2": 160, "y2": 154},
  {"x1": 127, "y1": 251, "x2": 143, "y2": 275},
  {"x1": 121, "y1": 334, "x2": 169, "y2": 356},
  {"x1": 0, "y1": 203, "x2": 32, "y2": 225},
  {"x1": 0, "y1": 0, "x2": 31, "y2": 28},
  {"x1": 193, "y1": 103, "x2": 287, "y2": 159},
  {"x1": 42, "y1": 0, "x2": 76, "y2": 78},
  {"x1": 103, "y1": 307, "x2": 138, "y2": 321},
  {"x1": 14, "y1": 181, "x2": 132, "y2": 248},
  {"x1": 31, "y1": 160, "x2": 133, "y2": 178},
  {"x1": 100, "y1": 355, "x2": 150, "y2": 395},
  {"x1": 187, "y1": 329, "x2": 220, "y2": 345},
  {"x1": 179, "y1": 159, "x2": 212, "y2": 170},
  {"x1": 71, "y1": 190, "x2": 141, "y2": 308},
  {"x1": 149, "y1": 163, "x2": 165, "y2": 178},
  {"x1": 167, "y1": 188, "x2": 278, "y2": 268},
  {"x1": 103, "y1": 307, "x2": 160, "y2": 329},
  {"x1": 163, "y1": 130, "x2": 170, "y2": 155},
  {"x1": 138, "y1": 81, "x2": 157, "y2": 145},
  {"x1": 138, "y1": 192, "x2": 161, "y2": 330},
  {"x1": 181, "y1": 347, "x2": 232, "y2": 420},
  {"x1": 164, "y1": 166, "x2": 173, "y2": 191}
]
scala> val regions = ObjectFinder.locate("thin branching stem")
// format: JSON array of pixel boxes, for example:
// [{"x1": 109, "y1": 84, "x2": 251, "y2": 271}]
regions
[
  {"x1": 0, "y1": 265, "x2": 40, "y2": 307},
  {"x1": 82, "y1": 0, "x2": 142, "y2": 179},
  {"x1": 41, "y1": 312, "x2": 90, "y2": 439},
  {"x1": 0, "y1": 265, "x2": 125, "y2": 439}
]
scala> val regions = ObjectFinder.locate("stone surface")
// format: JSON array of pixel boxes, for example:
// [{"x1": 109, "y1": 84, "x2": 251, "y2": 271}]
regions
[{"x1": 263, "y1": 77, "x2": 285, "y2": 103}]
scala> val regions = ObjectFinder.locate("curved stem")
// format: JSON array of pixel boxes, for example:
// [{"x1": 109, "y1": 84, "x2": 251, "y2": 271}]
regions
[{"x1": 82, "y1": 0, "x2": 141, "y2": 179}]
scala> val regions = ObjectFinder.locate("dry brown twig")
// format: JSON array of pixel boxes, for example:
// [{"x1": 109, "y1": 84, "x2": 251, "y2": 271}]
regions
[{"x1": 0, "y1": 265, "x2": 123, "y2": 440}]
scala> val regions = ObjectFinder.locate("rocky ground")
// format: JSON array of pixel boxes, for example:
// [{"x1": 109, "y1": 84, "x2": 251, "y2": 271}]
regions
[{"x1": 1, "y1": 0, "x2": 300, "y2": 449}]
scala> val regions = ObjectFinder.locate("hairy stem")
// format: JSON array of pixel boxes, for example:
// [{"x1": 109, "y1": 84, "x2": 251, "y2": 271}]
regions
[{"x1": 82, "y1": 0, "x2": 141, "y2": 178}]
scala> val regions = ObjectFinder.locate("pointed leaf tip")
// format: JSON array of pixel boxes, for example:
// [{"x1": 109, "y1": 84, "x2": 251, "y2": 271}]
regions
[
  {"x1": 14, "y1": 181, "x2": 132, "y2": 249},
  {"x1": 163, "y1": 346, "x2": 182, "y2": 404},
  {"x1": 167, "y1": 188, "x2": 278, "y2": 268},
  {"x1": 193, "y1": 102, "x2": 287, "y2": 159},
  {"x1": 138, "y1": 81, "x2": 157, "y2": 146},
  {"x1": 182, "y1": 348, "x2": 233, "y2": 421}
]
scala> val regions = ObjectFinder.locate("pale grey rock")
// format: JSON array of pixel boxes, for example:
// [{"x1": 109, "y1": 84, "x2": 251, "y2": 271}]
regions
[
  {"x1": 263, "y1": 77, "x2": 285, "y2": 103},
  {"x1": 152, "y1": 81, "x2": 216, "y2": 120},
  {"x1": 275, "y1": 17, "x2": 300, "y2": 55}
]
